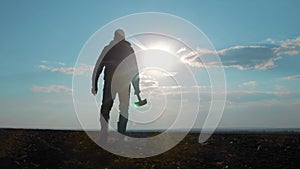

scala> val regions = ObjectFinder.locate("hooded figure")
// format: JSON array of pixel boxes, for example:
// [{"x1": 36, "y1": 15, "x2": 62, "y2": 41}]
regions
[{"x1": 92, "y1": 29, "x2": 140, "y2": 138}]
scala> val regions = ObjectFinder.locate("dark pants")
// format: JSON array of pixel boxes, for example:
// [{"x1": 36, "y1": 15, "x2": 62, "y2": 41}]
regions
[{"x1": 100, "y1": 80, "x2": 130, "y2": 135}]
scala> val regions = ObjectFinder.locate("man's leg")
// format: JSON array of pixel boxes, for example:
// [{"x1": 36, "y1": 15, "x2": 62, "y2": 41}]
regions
[
  {"x1": 100, "y1": 81, "x2": 115, "y2": 138},
  {"x1": 117, "y1": 85, "x2": 131, "y2": 135}
]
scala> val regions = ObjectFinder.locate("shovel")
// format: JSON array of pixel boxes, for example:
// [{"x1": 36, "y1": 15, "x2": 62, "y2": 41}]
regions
[{"x1": 134, "y1": 94, "x2": 147, "y2": 108}]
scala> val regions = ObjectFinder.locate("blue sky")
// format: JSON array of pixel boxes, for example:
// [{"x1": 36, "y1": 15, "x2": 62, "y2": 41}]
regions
[{"x1": 0, "y1": 0, "x2": 300, "y2": 130}]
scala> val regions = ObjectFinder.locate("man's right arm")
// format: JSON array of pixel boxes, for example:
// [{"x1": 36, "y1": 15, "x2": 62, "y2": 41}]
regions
[{"x1": 91, "y1": 47, "x2": 107, "y2": 95}]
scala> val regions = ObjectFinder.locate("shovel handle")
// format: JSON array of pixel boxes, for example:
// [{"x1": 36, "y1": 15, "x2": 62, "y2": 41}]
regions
[{"x1": 137, "y1": 94, "x2": 142, "y2": 101}]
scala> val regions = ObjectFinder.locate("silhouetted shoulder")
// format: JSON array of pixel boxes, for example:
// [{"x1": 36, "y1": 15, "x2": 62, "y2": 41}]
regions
[
  {"x1": 122, "y1": 40, "x2": 135, "y2": 54},
  {"x1": 106, "y1": 40, "x2": 132, "y2": 50},
  {"x1": 121, "y1": 40, "x2": 132, "y2": 47},
  {"x1": 125, "y1": 40, "x2": 131, "y2": 45}
]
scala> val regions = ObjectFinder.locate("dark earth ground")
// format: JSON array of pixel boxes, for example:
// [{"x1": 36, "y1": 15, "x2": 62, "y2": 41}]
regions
[{"x1": 0, "y1": 129, "x2": 299, "y2": 169}]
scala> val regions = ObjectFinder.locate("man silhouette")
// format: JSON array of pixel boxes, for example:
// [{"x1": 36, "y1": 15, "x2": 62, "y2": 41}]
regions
[{"x1": 91, "y1": 29, "x2": 140, "y2": 139}]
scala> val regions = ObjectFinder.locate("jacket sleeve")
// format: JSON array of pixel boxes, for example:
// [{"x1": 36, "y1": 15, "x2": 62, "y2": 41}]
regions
[
  {"x1": 129, "y1": 47, "x2": 141, "y2": 95},
  {"x1": 92, "y1": 47, "x2": 107, "y2": 89}
]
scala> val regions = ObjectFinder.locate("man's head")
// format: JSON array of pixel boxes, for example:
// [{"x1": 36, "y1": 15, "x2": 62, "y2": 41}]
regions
[{"x1": 114, "y1": 29, "x2": 125, "y2": 41}]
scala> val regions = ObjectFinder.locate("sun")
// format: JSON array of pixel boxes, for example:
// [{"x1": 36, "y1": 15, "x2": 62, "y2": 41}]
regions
[
  {"x1": 130, "y1": 37, "x2": 180, "y2": 71},
  {"x1": 146, "y1": 41, "x2": 174, "y2": 53}
]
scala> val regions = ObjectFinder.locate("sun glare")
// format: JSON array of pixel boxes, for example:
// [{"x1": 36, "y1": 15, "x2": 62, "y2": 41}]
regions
[
  {"x1": 147, "y1": 41, "x2": 173, "y2": 53},
  {"x1": 130, "y1": 37, "x2": 180, "y2": 71}
]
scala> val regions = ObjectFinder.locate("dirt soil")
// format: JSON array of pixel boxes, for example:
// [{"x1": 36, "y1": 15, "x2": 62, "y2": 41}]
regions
[{"x1": 0, "y1": 129, "x2": 299, "y2": 169}]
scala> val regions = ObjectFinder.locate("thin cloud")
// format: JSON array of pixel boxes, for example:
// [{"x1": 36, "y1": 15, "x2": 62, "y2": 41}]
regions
[
  {"x1": 38, "y1": 64, "x2": 48, "y2": 70},
  {"x1": 162, "y1": 72, "x2": 177, "y2": 77},
  {"x1": 177, "y1": 47, "x2": 187, "y2": 54},
  {"x1": 31, "y1": 85, "x2": 72, "y2": 94},
  {"x1": 274, "y1": 85, "x2": 291, "y2": 95},
  {"x1": 241, "y1": 81, "x2": 258, "y2": 87},
  {"x1": 56, "y1": 61, "x2": 66, "y2": 66},
  {"x1": 140, "y1": 80, "x2": 159, "y2": 90},
  {"x1": 51, "y1": 67, "x2": 74, "y2": 75},
  {"x1": 38, "y1": 61, "x2": 93, "y2": 75},
  {"x1": 280, "y1": 74, "x2": 300, "y2": 81},
  {"x1": 179, "y1": 36, "x2": 300, "y2": 70},
  {"x1": 219, "y1": 46, "x2": 276, "y2": 70},
  {"x1": 273, "y1": 37, "x2": 300, "y2": 56},
  {"x1": 226, "y1": 84, "x2": 296, "y2": 101}
]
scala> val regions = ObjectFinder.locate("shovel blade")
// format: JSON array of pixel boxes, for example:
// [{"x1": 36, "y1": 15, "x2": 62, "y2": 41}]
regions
[{"x1": 134, "y1": 99, "x2": 147, "y2": 108}]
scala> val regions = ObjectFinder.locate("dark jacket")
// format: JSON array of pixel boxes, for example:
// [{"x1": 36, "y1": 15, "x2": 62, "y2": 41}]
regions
[{"x1": 92, "y1": 40, "x2": 140, "y2": 94}]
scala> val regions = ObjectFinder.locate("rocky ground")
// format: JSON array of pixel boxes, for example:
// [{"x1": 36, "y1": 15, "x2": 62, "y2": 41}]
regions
[{"x1": 0, "y1": 129, "x2": 299, "y2": 169}]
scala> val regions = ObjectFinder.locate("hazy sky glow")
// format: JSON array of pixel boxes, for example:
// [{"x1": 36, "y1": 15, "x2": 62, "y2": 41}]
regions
[{"x1": 0, "y1": 0, "x2": 300, "y2": 130}]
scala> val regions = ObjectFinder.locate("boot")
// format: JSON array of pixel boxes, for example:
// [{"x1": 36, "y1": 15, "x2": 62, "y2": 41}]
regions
[
  {"x1": 117, "y1": 121, "x2": 127, "y2": 135},
  {"x1": 117, "y1": 115, "x2": 128, "y2": 135}
]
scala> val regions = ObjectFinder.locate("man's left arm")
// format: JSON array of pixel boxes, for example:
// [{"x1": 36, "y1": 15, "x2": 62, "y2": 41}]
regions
[{"x1": 129, "y1": 48, "x2": 141, "y2": 95}]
